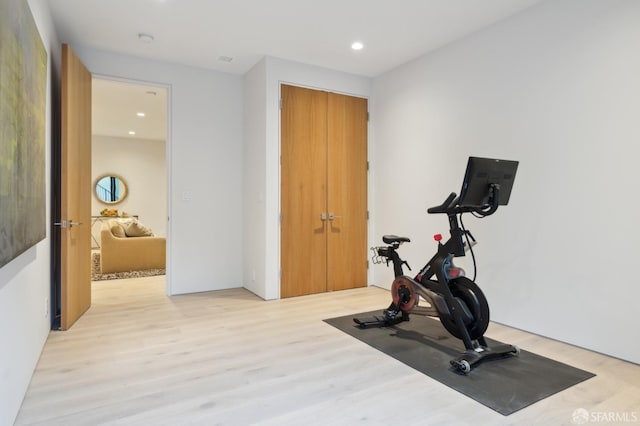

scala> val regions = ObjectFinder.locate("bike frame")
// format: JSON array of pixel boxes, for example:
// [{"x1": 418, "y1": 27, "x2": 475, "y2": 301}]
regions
[
  {"x1": 383, "y1": 211, "x2": 482, "y2": 351},
  {"x1": 363, "y1": 174, "x2": 520, "y2": 373},
  {"x1": 381, "y1": 187, "x2": 501, "y2": 351}
]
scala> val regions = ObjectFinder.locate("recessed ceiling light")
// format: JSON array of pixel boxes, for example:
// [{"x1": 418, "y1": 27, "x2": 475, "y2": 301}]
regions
[
  {"x1": 128, "y1": 131, "x2": 136, "y2": 135},
  {"x1": 218, "y1": 56, "x2": 234, "y2": 63},
  {"x1": 138, "y1": 33, "x2": 154, "y2": 43},
  {"x1": 351, "y1": 41, "x2": 364, "y2": 51},
  {"x1": 136, "y1": 112, "x2": 145, "y2": 117}
]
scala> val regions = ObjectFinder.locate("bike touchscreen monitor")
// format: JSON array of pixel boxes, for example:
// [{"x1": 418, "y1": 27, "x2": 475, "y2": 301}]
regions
[{"x1": 458, "y1": 157, "x2": 519, "y2": 208}]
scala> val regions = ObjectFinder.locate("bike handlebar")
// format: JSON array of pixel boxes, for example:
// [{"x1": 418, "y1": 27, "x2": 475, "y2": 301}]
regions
[
  {"x1": 427, "y1": 184, "x2": 501, "y2": 217},
  {"x1": 427, "y1": 192, "x2": 458, "y2": 214},
  {"x1": 472, "y1": 184, "x2": 500, "y2": 217}
]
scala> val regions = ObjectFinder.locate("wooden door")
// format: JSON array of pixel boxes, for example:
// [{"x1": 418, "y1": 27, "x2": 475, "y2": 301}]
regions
[
  {"x1": 280, "y1": 85, "x2": 368, "y2": 298},
  {"x1": 60, "y1": 44, "x2": 92, "y2": 329},
  {"x1": 327, "y1": 92, "x2": 368, "y2": 291},
  {"x1": 281, "y1": 85, "x2": 328, "y2": 298}
]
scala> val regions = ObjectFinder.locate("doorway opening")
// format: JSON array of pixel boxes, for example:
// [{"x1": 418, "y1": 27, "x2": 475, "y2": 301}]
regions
[{"x1": 90, "y1": 77, "x2": 169, "y2": 294}]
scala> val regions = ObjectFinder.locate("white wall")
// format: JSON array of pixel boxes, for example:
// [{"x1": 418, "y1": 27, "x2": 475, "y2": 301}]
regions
[
  {"x1": 0, "y1": 2, "x2": 58, "y2": 425},
  {"x1": 92, "y1": 135, "x2": 167, "y2": 237},
  {"x1": 242, "y1": 58, "x2": 267, "y2": 298},
  {"x1": 243, "y1": 56, "x2": 372, "y2": 300},
  {"x1": 72, "y1": 46, "x2": 244, "y2": 295},
  {"x1": 372, "y1": 0, "x2": 640, "y2": 363}
]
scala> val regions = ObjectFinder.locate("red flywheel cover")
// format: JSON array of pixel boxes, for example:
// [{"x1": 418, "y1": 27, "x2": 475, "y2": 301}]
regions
[{"x1": 391, "y1": 276, "x2": 417, "y2": 312}]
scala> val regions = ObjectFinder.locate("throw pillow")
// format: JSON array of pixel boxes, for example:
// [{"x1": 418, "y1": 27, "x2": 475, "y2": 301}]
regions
[
  {"x1": 124, "y1": 220, "x2": 154, "y2": 237},
  {"x1": 111, "y1": 224, "x2": 126, "y2": 238},
  {"x1": 116, "y1": 217, "x2": 136, "y2": 227}
]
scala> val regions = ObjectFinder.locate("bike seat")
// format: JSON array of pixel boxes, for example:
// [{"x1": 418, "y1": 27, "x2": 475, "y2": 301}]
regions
[{"x1": 382, "y1": 235, "x2": 411, "y2": 244}]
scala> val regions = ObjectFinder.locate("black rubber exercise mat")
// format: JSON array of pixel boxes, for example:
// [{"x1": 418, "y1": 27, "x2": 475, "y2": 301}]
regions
[{"x1": 324, "y1": 311, "x2": 595, "y2": 416}]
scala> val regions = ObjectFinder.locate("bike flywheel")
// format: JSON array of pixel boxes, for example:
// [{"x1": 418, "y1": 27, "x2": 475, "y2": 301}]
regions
[{"x1": 390, "y1": 276, "x2": 418, "y2": 312}]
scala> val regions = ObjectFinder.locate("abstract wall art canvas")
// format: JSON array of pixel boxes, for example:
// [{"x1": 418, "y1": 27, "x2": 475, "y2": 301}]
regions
[{"x1": 0, "y1": 0, "x2": 47, "y2": 268}]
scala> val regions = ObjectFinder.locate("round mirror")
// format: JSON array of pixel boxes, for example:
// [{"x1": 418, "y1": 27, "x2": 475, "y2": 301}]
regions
[{"x1": 94, "y1": 174, "x2": 128, "y2": 204}]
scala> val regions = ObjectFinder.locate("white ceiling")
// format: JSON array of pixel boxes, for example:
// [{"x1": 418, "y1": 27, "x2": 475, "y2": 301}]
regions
[
  {"x1": 47, "y1": 0, "x2": 543, "y2": 77},
  {"x1": 92, "y1": 79, "x2": 167, "y2": 141},
  {"x1": 48, "y1": 0, "x2": 544, "y2": 139}
]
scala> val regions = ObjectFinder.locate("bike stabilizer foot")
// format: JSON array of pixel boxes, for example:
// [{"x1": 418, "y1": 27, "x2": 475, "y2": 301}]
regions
[
  {"x1": 353, "y1": 310, "x2": 409, "y2": 329},
  {"x1": 450, "y1": 344, "x2": 520, "y2": 374},
  {"x1": 353, "y1": 316, "x2": 389, "y2": 328}
]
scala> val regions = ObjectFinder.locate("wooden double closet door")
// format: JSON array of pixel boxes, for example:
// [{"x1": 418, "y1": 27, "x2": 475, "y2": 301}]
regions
[{"x1": 281, "y1": 84, "x2": 368, "y2": 298}]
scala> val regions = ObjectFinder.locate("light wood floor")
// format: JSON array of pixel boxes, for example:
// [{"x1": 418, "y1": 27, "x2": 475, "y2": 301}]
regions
[{"x1": 16, "y1": 277, "x2": 640, "y2": 425}]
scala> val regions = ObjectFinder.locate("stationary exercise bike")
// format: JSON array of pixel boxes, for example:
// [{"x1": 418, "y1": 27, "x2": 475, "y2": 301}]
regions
[{"x1": 355, "y1": 157, "x2": 520, "y2": 374}]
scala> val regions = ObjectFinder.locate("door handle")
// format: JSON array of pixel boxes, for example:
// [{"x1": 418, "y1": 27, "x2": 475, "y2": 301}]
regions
[
  {"x1": 320, "y1": 213, "x2": 327, "y2": 221},
  {"x1": 54, "y1": 219, "x2": 83, "y2": 228},
  {"x1": 328, "y1": 213, "x2": 341, "y2": 221}
]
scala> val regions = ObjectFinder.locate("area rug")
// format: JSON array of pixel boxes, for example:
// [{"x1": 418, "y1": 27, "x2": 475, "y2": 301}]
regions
[
  {"x1": 91, "y1": 252, "x2": 165, "y2": 281},
  {"x1": 324, "y1": 310, "x2": 595, "y2": 416}
]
